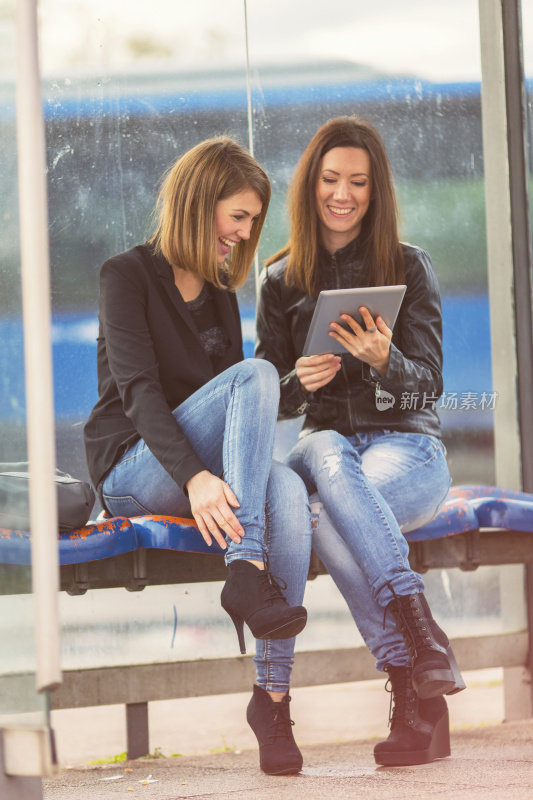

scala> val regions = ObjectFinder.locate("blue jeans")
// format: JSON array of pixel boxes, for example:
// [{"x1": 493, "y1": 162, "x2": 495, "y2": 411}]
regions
[
  {"x1": 287, "y1": 430, "x2": 450, "y2": 671},
  {"x1": 102, "y1": 359, "x2": 281, "y2": 562},
  {"x1": 102, "y1": 359, "x2": 313, "y2": 690},
  {"x1": 253, "y1": 461, "x2": 312, "y2": 692}
]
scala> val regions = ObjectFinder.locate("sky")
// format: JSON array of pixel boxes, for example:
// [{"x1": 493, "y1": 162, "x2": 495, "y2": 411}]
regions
[
  {"x1": 3, "y1": 0, "x2": 533, "y2": 83},
  {"x1": 1, "y1": 0, "x2": 486, "y2": 81}
]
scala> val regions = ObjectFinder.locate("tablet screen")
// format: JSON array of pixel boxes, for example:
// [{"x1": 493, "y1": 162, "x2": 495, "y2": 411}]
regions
[{"x1": 303, "y1": 285, "x2": 407, "y2": 356}]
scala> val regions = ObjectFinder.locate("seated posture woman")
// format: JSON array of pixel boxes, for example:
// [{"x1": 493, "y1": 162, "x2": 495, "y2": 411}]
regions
[
  {"x1": 84, "y1": 138, "x2": 312, "y2": 775},
  {"x1": 256, "y1": 116, "x2": 465, "y2": 766}
]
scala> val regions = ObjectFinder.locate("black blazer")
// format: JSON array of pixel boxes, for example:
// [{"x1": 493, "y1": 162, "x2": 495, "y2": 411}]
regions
[{"x1": 84, "y1": 243, "x2": 244, "y2": 498}]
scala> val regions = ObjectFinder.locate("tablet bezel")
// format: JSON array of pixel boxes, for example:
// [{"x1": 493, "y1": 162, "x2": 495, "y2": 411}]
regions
[{"x1": 302, "y1": 285, "x2": 407, "y2": 356}]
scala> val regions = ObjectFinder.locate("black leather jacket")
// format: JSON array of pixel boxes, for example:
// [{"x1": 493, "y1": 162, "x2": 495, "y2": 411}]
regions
[{"x1": 255, "y1": 237, "x2": 443, "y2": 439}]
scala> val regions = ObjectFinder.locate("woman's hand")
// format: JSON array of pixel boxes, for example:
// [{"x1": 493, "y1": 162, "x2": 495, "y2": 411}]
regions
[
  {"x1": 296, "y1": 353, "x2": 342, "y2": 392},
  {"x1": 185, "y1": 470, "x2": 244, "y2": 550},
  {"x1": 329, "y1": 306, "x2": 392, "y2": 376}
]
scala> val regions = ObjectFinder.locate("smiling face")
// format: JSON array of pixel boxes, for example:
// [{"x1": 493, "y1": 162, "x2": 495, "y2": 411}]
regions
[
  {"x1": 215, "y1": 188, "x2": 263, "y2": 263},
  {"x1": 315, "y1": 146, "x2": 372, "y2": 254}
]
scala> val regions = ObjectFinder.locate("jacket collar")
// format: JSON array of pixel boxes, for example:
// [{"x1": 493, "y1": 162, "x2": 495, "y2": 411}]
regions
[
  {"x1": 141, "y1": 243, "x2": 241, "y2": 363},
  {"x1": 318, "y1": 234, "x2": 363, "y2": 264}
]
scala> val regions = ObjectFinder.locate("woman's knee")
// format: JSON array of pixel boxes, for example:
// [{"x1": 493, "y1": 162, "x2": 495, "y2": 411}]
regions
[
  {"x1": 267, "y1": 460, "x2": 308, "y2": 504},
  {"x1": 289, "y1": 429, "x2": 352, "y2": 477},
  {"x1": 237, "y1": 358, "x2": 280, "y2": 398}
]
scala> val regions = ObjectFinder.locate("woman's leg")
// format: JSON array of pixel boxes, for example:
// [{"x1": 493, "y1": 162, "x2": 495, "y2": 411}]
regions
[
  {"x1": 103, "y1": 359, "x2": 280, "y2": 561},
  {"x1": 310, "y1": 496, "x2": 409, "y2": 671},
  {"x1": 253, "y1": 461, "x2": 312, "y2": 692},
  {"x1": 249, "y1": 460, "x2": 312, "y2": 775},
  {"x1": 308, "y1": 431, "x2": 450, "y2": 668},
  {"x1": 286, "y1": 429, "x2": 424, "y2": 607},
  {"x1": 103, "y1": 360, "x2": 307, "y2": 652},
  {"x1": 288, "y1": 428, "x2": 464, "y2": 701},
  {"x1": 308, "y1": 432, "x2": 453, "y2": 766}
]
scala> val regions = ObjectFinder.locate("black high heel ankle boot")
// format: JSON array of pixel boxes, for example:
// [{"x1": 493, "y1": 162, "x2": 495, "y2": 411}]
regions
[
  {"x1": 374, "y1": 665, "x2": 451, "y2": 766},
  {"x1": 247, "y1": 684, "x2": 303, "y2": 775},
  {"x1": 220, "y1": 560, "x2": 307, "y2": 654},
  {"x1": 387, "y1": 591, "x2": 466, "y2": 699}
]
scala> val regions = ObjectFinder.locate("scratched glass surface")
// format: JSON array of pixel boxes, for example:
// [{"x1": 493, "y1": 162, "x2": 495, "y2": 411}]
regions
[
  {"x1": 0, "y1": 1, "x2": 528, "y2": 678},
  {"x1": 0, "y1": 0, "x2": 48, "y2": 728}
]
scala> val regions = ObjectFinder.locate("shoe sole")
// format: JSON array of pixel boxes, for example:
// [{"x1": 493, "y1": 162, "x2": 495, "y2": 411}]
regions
[
  {"x1": 261, "y1": 764, "x2": 303, "y2": 775},
  {"x1": 253, "y1": 613, "x2": 308, "y2": 640},
  {"x1": 374, "y1": 710, "x2": 451, "y2": 766}
]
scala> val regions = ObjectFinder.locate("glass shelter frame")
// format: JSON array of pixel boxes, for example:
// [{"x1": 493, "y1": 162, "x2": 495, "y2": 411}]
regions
[{"x1": 2, "y1": 1, "x2": 533, "y2": 794}]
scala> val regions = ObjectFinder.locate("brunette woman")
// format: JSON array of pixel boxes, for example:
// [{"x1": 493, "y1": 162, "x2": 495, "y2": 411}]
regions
[{"x1": 256, "y1": 117, "x2": 465, "y2": 766}]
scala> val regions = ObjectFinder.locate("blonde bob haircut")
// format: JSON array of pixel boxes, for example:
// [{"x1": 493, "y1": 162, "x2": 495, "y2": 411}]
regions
[
  {"x1": 150, "y1": 137, "x2": 270, "y2": 290},
  {"x1": 266, "y1": 116, "x2": 404, "y2": 297}
]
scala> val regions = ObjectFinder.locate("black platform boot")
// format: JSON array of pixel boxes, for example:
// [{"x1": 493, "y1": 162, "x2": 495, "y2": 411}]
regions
[
  {"x1": 220, "y1": 560, "x2": 307, "y2": 654},
  {"x1": 247, "y1": 684, "x2": 303, "y2": 775},
  {"x1": 374, "y1": 665, "x2": 451, "y2": 766},
  {"x1": 387, "y1": 592, "x2": 466, "y2": 699}
]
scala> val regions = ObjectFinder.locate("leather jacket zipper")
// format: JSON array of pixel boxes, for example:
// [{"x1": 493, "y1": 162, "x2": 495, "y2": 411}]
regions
[{"x1": 332, "y1": 252, "x2": 356, "y2": 431}]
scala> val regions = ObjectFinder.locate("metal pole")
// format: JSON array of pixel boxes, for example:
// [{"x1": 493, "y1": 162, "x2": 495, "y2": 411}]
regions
[
  {"x1": 501, "y1": 0, "x2": 533, "y2": 698},
  {"x1": 501, "y1": 0, "x2": 533, "y2": 493},
  {"x1": 15, "y1": 0, "x2": 61, "y2": 692},
  {"x1": 478, "y1": 0, "x2": 533, "y2": 718},
  {"x1": 243, "y1": 0, "x2": 260, "y2": 295}
]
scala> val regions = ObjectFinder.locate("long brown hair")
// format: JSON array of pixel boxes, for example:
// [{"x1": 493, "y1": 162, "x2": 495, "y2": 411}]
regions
[
  {"x1": 150, "y1": 137, "x2": 270, "y2": 289},
  {"x1": 267, "y1": 116, "x2": 404, "y2": 296}
]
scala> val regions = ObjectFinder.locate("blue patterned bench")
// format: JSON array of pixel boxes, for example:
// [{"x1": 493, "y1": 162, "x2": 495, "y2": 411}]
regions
[
  {"x1": 3, "y1": 483, "x2": 532, "y2": 761},
  {"x1": 1, "y1": 484, "x2": 533, "y2": 594}
]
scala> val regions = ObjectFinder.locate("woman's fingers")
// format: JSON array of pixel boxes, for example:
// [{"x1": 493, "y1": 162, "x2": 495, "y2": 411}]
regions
[
  {"x1": 187, "y1": 471, "x2": 244, "y2": 546},
  {"x1": 195, "y1": 512, "x2": 229, "y2": 550},
  {"x1": 296, "y1": 353, "x2": 341, "y2": 391}
]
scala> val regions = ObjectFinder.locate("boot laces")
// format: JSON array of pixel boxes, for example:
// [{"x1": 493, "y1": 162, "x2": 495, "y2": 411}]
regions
[
  {"x1": 268, "y1": 698, "x2": 295, "y2": 743},
  {"x1": 385, "y1": 669, "x2": 417, "y2": 729},
  {"x1": 260, "y1": 553, "x2": 289, "y2": 604},
  {"x1": 384, "y1": 588, "x2": 434, "y2": 657}
]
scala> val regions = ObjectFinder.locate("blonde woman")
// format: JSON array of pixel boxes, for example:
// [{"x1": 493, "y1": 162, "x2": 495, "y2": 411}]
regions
[{"x1": 85, "y1": 138, "x2": 311, "y2": 775}]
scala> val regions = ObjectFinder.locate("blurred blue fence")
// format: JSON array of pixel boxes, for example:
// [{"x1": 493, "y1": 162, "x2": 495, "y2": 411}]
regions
[{"x1": 0, "y1": 293, "x2": 492, "y2": 430}]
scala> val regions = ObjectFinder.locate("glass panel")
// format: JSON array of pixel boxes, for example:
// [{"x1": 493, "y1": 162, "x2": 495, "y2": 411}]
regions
[
  {"x1": 247, "y1": 0, "x2": 520, "y2": 653},
  {"x1": 38, "y1": 0, "x2": 255, "y2": 668},
  {"x1": 26, "y1": 0, "x2": 527, "y2": 683},
  {"x1": 0, "y1": 0, "x2": 47, "y2": 728}
]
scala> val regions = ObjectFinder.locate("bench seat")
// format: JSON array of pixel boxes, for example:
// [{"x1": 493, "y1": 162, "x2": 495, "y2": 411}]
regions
[{"x1": 1, "y1": 484, "x2": 533, "y2": 594}]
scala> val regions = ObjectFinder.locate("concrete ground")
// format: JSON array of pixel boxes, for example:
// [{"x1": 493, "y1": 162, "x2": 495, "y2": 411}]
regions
[
  {"x1": 42, "y1": 668, "x2": 533, "y2": 799},
  {"x1": 43, "y1": 719, "x2": 533, "y2": 800}
]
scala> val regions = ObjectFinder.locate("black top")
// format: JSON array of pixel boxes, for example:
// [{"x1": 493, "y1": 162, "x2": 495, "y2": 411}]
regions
[
  {"x1": 84, "y1": 243, "x2": 243, "y2": 500},
  {"x1": 185, "y1": 283, "x2": 230, "y2": 369}
]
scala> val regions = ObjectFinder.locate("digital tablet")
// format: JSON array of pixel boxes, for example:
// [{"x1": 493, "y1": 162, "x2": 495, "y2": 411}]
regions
[{"x1": 302, "y1": 285, "x2": 407, "y2": 356}]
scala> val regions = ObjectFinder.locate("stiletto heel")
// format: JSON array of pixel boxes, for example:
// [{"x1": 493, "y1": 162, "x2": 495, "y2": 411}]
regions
[
  {"x1": 228, "y1": 612, "x2": 246, "y2": 654},
  {"x1": 221, "y1": 560, "x2": 307, "y2": 654}
]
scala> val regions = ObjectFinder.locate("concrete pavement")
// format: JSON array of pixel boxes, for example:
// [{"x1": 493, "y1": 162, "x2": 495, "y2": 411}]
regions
[
  {"x1": 43, "y1": 669, "x2": 533, "y2": 799},
  {"x1": 43, "y1": 719, "x2": 533, "y2": 800}
]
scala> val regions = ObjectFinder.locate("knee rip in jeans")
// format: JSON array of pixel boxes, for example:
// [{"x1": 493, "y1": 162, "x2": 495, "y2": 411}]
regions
[{"x1": 320, "y1": 448, "x2": 342, "y2": 481}]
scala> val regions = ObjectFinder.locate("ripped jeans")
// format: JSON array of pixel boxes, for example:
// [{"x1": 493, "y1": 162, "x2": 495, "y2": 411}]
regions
[{"x1": 286, "y1": 429, "x2": 450, "y2": 670}]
